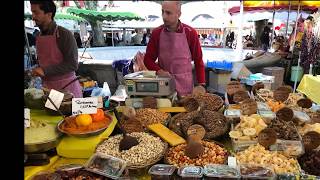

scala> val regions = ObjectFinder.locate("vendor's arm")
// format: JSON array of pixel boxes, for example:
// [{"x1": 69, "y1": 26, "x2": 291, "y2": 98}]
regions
[
  {"x1": 143, "y1": 27, "x2": 162, "y2": 72},
  {"x1": 185, "y1": 26, "x2": 206, "y2": 84},
  {"x1": 43, "y1": 27, "x2": 78, "y2": 76}
]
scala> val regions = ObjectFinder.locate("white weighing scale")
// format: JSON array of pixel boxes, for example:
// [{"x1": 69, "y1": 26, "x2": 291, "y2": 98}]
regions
[{"x1": 123, "y1": 71, "x2": 177, "y2": 108}]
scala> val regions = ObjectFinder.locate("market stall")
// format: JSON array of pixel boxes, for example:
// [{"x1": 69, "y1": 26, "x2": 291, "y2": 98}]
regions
[{"x1": 24, "y1": 70, "x2": 320, "y2": 179}]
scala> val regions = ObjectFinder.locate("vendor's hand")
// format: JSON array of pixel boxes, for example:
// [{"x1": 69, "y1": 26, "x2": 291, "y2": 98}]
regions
[
  {"x1": 31, "y1": 67, "x2": 45, "y2": 77},
  {"x1": 156, "y1": 69, "x2": 171, "y2": 77}
]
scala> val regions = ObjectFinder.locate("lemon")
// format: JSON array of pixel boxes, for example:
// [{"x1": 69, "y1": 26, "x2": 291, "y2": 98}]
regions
[{"x1": 75, "y1": 114, "x2": 93, "y2": 126}]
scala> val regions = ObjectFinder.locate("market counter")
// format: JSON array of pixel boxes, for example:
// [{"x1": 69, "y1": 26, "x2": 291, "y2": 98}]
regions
[{"x1": 297, "y1": 74, "x2": 320, "y2": 104}]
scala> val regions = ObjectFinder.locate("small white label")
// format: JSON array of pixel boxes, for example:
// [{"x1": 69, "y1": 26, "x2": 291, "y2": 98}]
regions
[
  {"x1": 228, "y1": 156, "x2": 237, "y2": 168},
  {"x1": 72, "y1": 97, "x2": 98, "y2": 115},
  {"x1": 97, "y1": 96, "x2": 103, "y2": 108},
  {"x1": 45, "y1": 89, "x2": 64, "y2": 111},
  {"x1": 24, "y1": 108, "x2": 31, "y2": 128}
]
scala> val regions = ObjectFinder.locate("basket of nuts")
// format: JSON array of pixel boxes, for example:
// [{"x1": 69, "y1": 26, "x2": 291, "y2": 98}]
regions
[
  {"x1": 164, "y1": 140, "x2": 228, "y2": 168},
  {"x1": 135, "y1": 108, "x2": 171, "y2": 129},
  {"x1": 95, "y1": 132, "x2": 168, "y2": 170},
  {"x1": 240, "y1": 99, "x2": 257, "y2": 115}
]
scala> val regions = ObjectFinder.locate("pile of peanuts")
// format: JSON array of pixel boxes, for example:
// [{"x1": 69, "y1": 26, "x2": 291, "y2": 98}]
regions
[
  {"x1": 135, "y1": 108, "x2": 169, "y2": 127},
  {"x1": 95, "y1": 132, "x2": 166, "y2": 166},
  {"x1": 236, "y1": 144, "x2": 300, "y2": 174},
  {"x1": 166, "y1": 141, "x2": 227, "y2": 167}
]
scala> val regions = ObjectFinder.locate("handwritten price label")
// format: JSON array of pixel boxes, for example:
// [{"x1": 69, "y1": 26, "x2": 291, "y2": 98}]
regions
[{"x1": 72, "y1": 97, "x2": 98, "y2": 115}]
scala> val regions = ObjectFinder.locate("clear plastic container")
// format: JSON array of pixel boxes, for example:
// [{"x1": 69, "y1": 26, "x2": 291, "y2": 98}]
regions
[
  {"x1": 293, "y1": 110, "x2": 311, "y2": 123},
  {"x1": 203, "y1": 164, "x2": 241, "y2": 180},
  {"x1": 230, "y1": 123, "x2": 258, "y2": 152},
  {"x1": 84, "y1": 153, "x2": 127, "y2": 179},
  {"x1": 269, "y1": 125, "x2": 305, "y2": 157},
  {"x1": 240, "y1": 164, "x2": 276, "y2": 180},
  {"x1": 257, "y1": 102, "x2": 271, "y2": 111},
  {"x1": 258, "y1": 110, "x2": 275, "y2": 124},
  {"x1": 148, "y1": 164, "x2": 176, "y2": 180},
  {"x1": 177, "y1": 166, "x2": 203, "y2": 180}
]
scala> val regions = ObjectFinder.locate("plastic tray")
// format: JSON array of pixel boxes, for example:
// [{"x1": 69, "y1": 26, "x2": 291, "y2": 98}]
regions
[
  {"x1": 240, "y1": 164, "x2": 276, "y2": 180},
  {"x1": 203, "y1": 164, "x2": 241, "y2": 179},
  {"x1": 177, "y1": 166, "x2": 203, "y2": 179},
  {"x1": 84, "y1": 153, "x2": 127, "y2": 179},
  {"x1": 230, "y1": 123, "x2": 258, "y2": 152},
  {"x1": 148, "y1": 164, "x2": 175, "y2": 180}
]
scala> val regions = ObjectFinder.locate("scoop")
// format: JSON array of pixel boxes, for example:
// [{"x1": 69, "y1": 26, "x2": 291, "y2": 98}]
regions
[
  {"x1": 258, "y1": 128, "x2": 277, "y2": 149},
  {"x1": 185, "y1": 136, "x2": 204, "y2": 159},
  {"x1": 114, "y1": 108, "x2": 139, "y2": 151}
]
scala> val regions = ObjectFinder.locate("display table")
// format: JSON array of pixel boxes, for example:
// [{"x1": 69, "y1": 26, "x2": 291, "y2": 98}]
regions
[{"x1": 297, "y1": 75, "x2": 320, "y2": 104}]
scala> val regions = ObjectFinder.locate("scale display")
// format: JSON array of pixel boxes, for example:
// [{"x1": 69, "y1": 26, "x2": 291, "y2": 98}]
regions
[{"x1": 136, "y1": 82, "x2": 159, "y2": 92}]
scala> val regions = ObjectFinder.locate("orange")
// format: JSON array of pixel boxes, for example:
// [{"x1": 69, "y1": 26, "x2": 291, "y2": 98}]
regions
[
  {"x1": 90, "y1": 109, "x2": 105, "y2": 122},
  {"x1": 75, "y1": 114, "x2": 93, "y2": 126}
]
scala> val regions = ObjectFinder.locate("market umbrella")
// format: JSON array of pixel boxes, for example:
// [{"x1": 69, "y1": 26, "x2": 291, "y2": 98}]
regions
[
  {"x1": 24, "y1": 12, "x2": 87, "y2": 22},
  {"x1": 67, "y1": 7, "x2": 144, "y2": 46},
  {"x1": 66, "y1": 8, "x2": 143, "y2": 22},
  {"x1": 229, "y1": 0, "x2": 319, "y2": 50}
]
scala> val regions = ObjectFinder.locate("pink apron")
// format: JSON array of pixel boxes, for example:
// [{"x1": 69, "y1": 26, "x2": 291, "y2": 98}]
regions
[
  {"x1": 158, "y1": 27, "x2": 193, "y2": 96},
  {"x1": 36, "y1": 26, "x2": 82, "y2": 98}
]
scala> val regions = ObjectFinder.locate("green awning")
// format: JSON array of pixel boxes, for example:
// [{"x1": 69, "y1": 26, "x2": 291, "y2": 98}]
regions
[
  {"x1": 66, "y1": 8, "x2": 144, "y2": 22},
  {"x1": 24, "y1": 12, "x2": 87, "y2": 22}
]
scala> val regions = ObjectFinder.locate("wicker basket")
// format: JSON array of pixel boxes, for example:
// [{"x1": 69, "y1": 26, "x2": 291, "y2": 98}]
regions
[
  {"x1": 195, "y1": 93, "x2": 224, "y2": 111},
  {"x1": 181, "y1": 96, "x2": 199, "y2": 112},
  {"x1": 233, "y1": 90, "x2": 250, "y2": 104},
  {"x1": 276, "y1": 107, "x2": 294, "y2": 121},
  {"x1": 127, "y1": 142, "x2": 168, "y2": 169},
  {"x1": 273, "y1": 89, "x2": 290, "y2": 102},
  {"x1": 164, "y1": 140, "x2": 228, "y2": 168},
  {"x1": 240, "y1": 99, "x2": 257, "y2": 115},
  {"x1": 95, "y1": 134, "x2": 168, "y2": 170},
  {"x1": 226, "y1": 81, "x2": 244, "y2": 96},
  {"x1": 195, "y1": 110, "x2": 229, "y2": 139}
]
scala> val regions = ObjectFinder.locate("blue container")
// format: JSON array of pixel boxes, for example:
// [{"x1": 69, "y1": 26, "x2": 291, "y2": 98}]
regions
[{"x1": 207, "y1": 60, "x2": 233, "y2": 71}]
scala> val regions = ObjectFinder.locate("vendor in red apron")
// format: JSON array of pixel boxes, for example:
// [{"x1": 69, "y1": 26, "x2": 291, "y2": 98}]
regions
[
  {"x1": 143, "y1": 1, "x2": 205, "y2": 97},
  {"x1": 30, "y1": 0, "x2": 82, "y2": 98}
]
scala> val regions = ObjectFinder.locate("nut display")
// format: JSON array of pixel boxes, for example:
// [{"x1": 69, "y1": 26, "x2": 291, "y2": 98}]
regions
[
  {"x1": 181, "y1": 96, "x2": 199, "y2": 112},
  {"x1": 166, "y1": 141, "x2": 227, "y2": 168},
  {"x1": 298, "y1": 150, "x2": 320, "y2": 176},
  {"x1": 229, "y1": 114, "x2": 268, "y2": 141},
  {"x1": 227, "y1": 81, "x2": 244, "y2": 96},
  {"x1": 255, "y1": 88, "x2": 273, "y2": 102},
  {"x1": 284, "y1": 93, "x2": 304, "y2": 106},
  {"x1": 95, "y1": 132, "x2": 166, "y2": 167},
  {"x1": 269, "y1": 118, "x2": 300, "y2": 140},
  {"x1": 273, "y1": 89, "x2": 290, "y2": 102},
  {"x1": 194, "y1": 93, "x2": 224, "y2": 112},
  {"x1": 240, "y1": 98, "x2": 257, "y2": 115},
  {"x1": 276, "y1": 107, "x2": 294, "y2": 121},
  {"x1": 233, "y1": 90, "x2": 250, "y2": 103},
  {"x1": 195, "y1": 110, "x2": 229, "y2": 139},
  {"x1": 298, "y1": 123, "x2": 320, "y2": 136},
  {"x1": 143, "y1": 96, "x2": 157, "y2": 109},
  {"x1": 236, "y1": 144, "x2": 300, "y2": 174},
  {"x1": 135, "y1": 108, "x2": 169, "y2": 128}
]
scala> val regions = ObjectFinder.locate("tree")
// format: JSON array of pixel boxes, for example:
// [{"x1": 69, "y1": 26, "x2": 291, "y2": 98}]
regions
[{"x1": 73, "y1": 0, "x2": 105, "y2": 47}]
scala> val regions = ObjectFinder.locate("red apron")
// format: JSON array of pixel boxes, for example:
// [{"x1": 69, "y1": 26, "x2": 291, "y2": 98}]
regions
[
  {"x1": 36, "y1": 26, "x2": 82, "y2": 98},
  {"x1": 158, "y1": 27, "x2": 193, "y2": 96}
]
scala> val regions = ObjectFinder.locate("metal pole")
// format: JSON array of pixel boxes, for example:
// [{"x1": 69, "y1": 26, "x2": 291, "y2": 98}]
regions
[
  {"x1": 293, "y1": 51, "x2": 301, "y2": 93},
  {"x1": 290, "y1": 0, "x2": 301, "y2": 52},
  {"x1": 270, "y1": 0, "x2": 276, "y2": 49},
  {"x1": 111, "y1": 19, "x2": 114, "y2": 47},
  {"x1": 24, "y1": 27, "x2": 33, "y2": 69},
  {"x1": 285, "y1": 0, "x2": 291, "y2": 37}
]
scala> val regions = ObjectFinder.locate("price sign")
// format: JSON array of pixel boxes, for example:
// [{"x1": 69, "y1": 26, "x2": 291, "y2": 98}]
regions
[
  {"x1": 72, "y1": 97, "x2": 98, "y2": 115},
  {"x1": 24, "y1": 108, "x2": 30, "y2": 128},
  {"x1": 45, "y1": 89, "x2": 64, "y2": 111}
]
